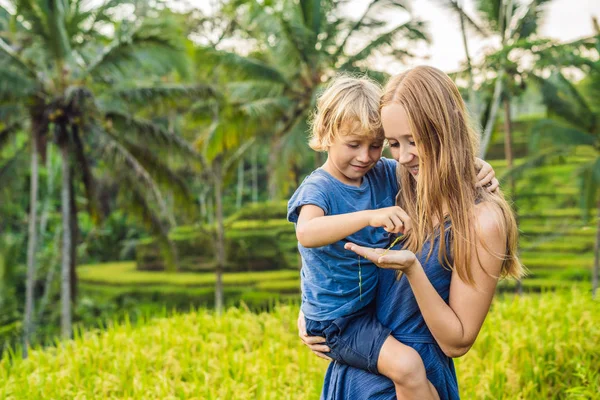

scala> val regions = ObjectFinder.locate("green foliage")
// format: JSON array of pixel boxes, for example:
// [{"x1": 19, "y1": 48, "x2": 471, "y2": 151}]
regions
[
  {"x1": 136, "y1": 201, "x2": 296, "y2": 272},
  {"x1": 0, "y1": 291, "x2": 598, "y2": 399},
  {"x1": 78, "y1": 262, "x2": 298, "y2": 287}
]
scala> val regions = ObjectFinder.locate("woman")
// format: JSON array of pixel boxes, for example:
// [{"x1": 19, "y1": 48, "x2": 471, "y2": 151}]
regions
[{"x1": 300, "y1": 66, "x2": 524, "y2": 399}]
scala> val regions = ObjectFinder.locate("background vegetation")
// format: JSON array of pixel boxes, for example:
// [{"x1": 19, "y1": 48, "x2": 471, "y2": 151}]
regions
[{"x1": 0, "y1": 0, "x2": 599, "y2": 398}]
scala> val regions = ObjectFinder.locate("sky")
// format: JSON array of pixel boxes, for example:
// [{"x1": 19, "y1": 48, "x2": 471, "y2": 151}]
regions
[{"x1": 340, "y1": 0, "x2": 600, "y2": 73}]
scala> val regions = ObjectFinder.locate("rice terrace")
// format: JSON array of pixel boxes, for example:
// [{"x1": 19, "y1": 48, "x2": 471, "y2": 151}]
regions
[{"x1": 0, "y1": 0, "x2": 599, "y2": 399}]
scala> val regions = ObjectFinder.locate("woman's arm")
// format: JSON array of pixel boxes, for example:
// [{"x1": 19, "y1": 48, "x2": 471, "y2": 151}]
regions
[{"x1": 345, "y1": 202, "x2": 505, "y2": 358}]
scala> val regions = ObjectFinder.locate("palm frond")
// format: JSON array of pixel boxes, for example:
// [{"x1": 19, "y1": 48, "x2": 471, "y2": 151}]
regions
[
  {"x1": 226, "y1": 81, "x2": 285, "y2": 103},
  {"x1": 109, "y1": 84, "x2": 216, "y2": 106},
  {"x1": 338, "y1": 19, "x2": 429, "y2": 70},
  {"x1": 97, "y1": 127, "x2": 175, "y2": 227},
  {"x1": 434, "y1": 0, "x2": 489, "y2": 37},
  {"x1": 104, "y1": 110, "x2": 201, "y2": 161},
  {"x1": 72, "y1": 125, "x2": 101, "y2": 223},
  {"x1": 513, "y1": 0, "x2": 552, "y2": 40},
  {"x1": 0, "y1": 38, "x2": 39, "y2": 81},
  {"x1": 196, "y1": 47, "x2": 289, "y2": 85},
  {"x1": 239, "y1": 97, "x2": 292, "y2": 122},
  {"x1": 45, "y1": 0, "x2": 73, "y2": 61},
  {"x1": 117, "y1": 138, "x2": 197, "y2": 220},
  {"x1": 535, "y1": 73, "x2": 595, "y2": 132},
  {"x1": 333, "y1": 0, "x2": 389, "y2": 59},
  {"x1": 0, "y1": 144, "x2": 27, "y2": 184},
  {"x1": 0, "y1": 67, "x2": 36, "y2": 101},
  {"x1": 530, "y1": 119, "x2": 596, "y2": 151},
  {"x1": 300, "y1": 0, "x2": 322, "y2": 38},
  {"x1": 82, "y1": 17, "x2": 186, "y2": 81},
  {"x1": 576, "y1": 157, "x2": 600, "y2": 220},
  {"x1": 118, "y1": 175, "x2": 177, "y2": 272},
  {"x1": 0, "y1": 121, "x2": 21, "y2": 152}
]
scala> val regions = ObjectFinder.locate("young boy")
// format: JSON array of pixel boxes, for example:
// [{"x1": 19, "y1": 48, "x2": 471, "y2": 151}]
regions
[{"x1": 287, "y1": 75, "x2": 496, "y2": 399}]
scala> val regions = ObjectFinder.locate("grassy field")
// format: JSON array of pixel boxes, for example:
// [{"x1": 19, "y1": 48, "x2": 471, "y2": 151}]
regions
[
  {"x1": 0, "y1": 290, "x2": 598, "y2": 399},
  {"x1": 78, "y1": 262, "x2": 299, "y2": 287}
]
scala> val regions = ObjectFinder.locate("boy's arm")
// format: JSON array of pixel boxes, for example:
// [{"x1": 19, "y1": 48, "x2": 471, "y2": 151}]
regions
[{"x1": 296, "y1": 204, "x2": 409, "y2": 248}]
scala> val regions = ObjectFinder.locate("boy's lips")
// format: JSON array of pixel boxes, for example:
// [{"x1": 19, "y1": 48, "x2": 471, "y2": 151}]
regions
[{"x1": 351, "y1": 164, "x2": 371, "y2": 170}]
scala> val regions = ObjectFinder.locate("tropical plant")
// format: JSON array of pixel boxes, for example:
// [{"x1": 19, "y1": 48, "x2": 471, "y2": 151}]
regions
[
  {"x1": 439, "y1": 0, "x2": 553, "y2": 158},
  {"x1": 529, "y1": 30, "x2": 600, "y2": 297},
  {"x1": 202, "y1": 0, "x2": 429, "y2": 199},
  {"x1": 0, "y1": 0, "x2": 203, "y2": 340}
]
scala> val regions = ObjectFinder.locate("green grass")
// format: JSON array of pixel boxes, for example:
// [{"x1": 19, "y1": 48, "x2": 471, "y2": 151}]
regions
[
  {"x1": 0, "y1": 291, "x2": 598, "y2": 399},
  {"x1": 78, "y1": 262, "x2": 299, "y2": 287}
]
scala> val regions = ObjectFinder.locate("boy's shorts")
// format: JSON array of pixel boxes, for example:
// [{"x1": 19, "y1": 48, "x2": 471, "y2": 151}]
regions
[{"x1": 305, "y1": 305, "x2": 391, "y2": 374}]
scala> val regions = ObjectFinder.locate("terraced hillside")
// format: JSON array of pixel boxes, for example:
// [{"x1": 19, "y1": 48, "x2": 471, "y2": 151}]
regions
[{"x1": 488, "y1": 129, "x2": 595, "y2": 292}]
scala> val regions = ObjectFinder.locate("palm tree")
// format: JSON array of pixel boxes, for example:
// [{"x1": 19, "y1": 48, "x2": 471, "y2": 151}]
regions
[
  {"x1": 189, "y1": 47, "x2": 258, "y2": 313},
  {"x1": 0, "y1": 1, "x2": 203, "y2": 339},
  {"x1": 529, "y1": 31, "x2": 600, "y2": 297},
  {"x1": 439, "y1": 0, "x2": 553, "y2": 158},
  {"x1": 203, "y1": 0, "x2": 429, "y2": 199}
]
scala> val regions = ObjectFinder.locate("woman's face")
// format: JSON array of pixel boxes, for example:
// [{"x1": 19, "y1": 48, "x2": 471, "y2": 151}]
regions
[{"x1": 381, "y1": 104, "x2": 420, "y2": 180}]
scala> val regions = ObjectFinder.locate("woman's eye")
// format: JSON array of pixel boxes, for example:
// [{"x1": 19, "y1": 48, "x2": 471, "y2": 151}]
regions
[
  {"x1": 389, "y1": 142, "x2": 399, "y2": 148},
  {"x1": 371, "y1": 145, "x2": 382, "y2": 149},
  {"x1": 409, "y1": 141, "x2": 415, "y2": 146}
]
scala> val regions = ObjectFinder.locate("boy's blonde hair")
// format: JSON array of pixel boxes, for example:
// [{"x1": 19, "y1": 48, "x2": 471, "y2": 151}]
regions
[{"x1": 309, "y1": 75, "x2": 384, "y2": 151}]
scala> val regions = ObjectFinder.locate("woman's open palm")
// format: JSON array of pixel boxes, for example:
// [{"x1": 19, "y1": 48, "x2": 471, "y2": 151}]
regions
[{"x1": 345, "y1": 243, "x2": 418, "y2": 272}]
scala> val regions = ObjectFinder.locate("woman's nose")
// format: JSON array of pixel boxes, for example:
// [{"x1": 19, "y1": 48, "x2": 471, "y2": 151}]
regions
[{"x1": 398, "y1": 149, "x2": 413, "y2": 165}]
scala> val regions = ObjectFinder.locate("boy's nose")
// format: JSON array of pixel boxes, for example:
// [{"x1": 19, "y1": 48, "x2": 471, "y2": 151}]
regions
[{"x1": 356, "y1": 148, "x2": 371, "y2": 162}]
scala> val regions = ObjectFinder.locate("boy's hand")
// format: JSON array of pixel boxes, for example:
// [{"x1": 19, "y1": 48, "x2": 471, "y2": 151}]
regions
[
  {"x1": 368, "y1": 206, "x2": 411, "y2": 234},
  {"x1": 474, "y1": 158, "x2": 499, "y2": 192}
]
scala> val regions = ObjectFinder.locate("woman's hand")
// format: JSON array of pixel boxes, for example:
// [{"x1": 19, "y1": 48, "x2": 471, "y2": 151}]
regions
[
  {"x1": 297, "y1": 309, "x2": 332, "y2": 361},
  {"x1": 474, "y1": 158, "x2": 499, "y2": 192},
  {"x1": 344, "y1": 243, "x2": 419, "y2": 274}
]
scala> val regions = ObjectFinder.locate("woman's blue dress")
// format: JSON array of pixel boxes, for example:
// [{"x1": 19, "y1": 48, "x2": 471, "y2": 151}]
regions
[{"x1": 321, "y1": 229, "x2": 460, "y2": 399}]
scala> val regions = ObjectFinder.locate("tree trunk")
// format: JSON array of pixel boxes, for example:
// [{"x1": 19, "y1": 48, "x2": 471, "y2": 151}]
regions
[
  {"x1": 207, "y1": 193, "x2": 214, "y2": 225},
  {"x1": 503, "y1": 97, "x2": 521, "y2": 295},
  {"x1": 59, "y1": 141, "x2": 72, "y2": 339},
  {"x1": 252, "y1": 145, "x2": 258, "y2": 203},
  {"x1": 23, "y1": 132, "x2": 39, "y2": 357},
  {"x1": 37, "y1": 228, "x2": 61, "y2": 322},
  {"x1": 479, "y1": 73, "x2": 503, "y2": 158},
  {"x1": 199, "y1": 187, "x2": 208, "y2": 224},
  {"x1": 69, "y1": 168, "x2": 78, "y2": 303},
  {"x1": 458, "y1": 0, "x2": 478, "y2": 119},
  {"x1": 593, "y1": 198, "x2": 600, "y2": 299},
  {"x1": 39, "y1": 150, "x2": 55, "y2": 239},
  {"x1": 213, "y1": 161, "x2": 225, "y2": 314},
  {"x1": 236, "y1": 159, "x2": 244, "y2": 210},
  {"x1": 268, "y1": 137, "x2": 285, "y2": 200}
]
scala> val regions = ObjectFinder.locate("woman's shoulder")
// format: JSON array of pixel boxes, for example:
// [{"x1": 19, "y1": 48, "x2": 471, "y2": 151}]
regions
[{"x1": 472, "y1": 201, "x2": 507, "y2": 241}]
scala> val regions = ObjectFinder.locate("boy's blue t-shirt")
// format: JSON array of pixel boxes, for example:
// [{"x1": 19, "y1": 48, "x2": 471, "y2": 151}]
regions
[{"x1": 287, "y1": 157, "x2": 399, "y2": 321}]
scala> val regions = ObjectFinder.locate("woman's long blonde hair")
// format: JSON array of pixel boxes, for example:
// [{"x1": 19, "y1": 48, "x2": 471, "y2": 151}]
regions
[{"x1": 381, "y1": 66, "x2": 523, "y2": 284}]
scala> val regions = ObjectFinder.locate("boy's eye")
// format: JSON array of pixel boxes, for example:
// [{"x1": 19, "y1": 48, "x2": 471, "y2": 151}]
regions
[
  {"x1": 389, "y1": 142, "x2": 399, "y2": 148},
  {"x1": 347, "y1": 143, "x2": 359, "y2": 148},
  {"x1": 371, "y1": 144, "x2": 382, "y2": 149}
]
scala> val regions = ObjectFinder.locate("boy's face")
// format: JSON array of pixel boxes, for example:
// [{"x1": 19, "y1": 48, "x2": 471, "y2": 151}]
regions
[{"x1": 324, "y1": 120, "x2": 384, "y2": 186}]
